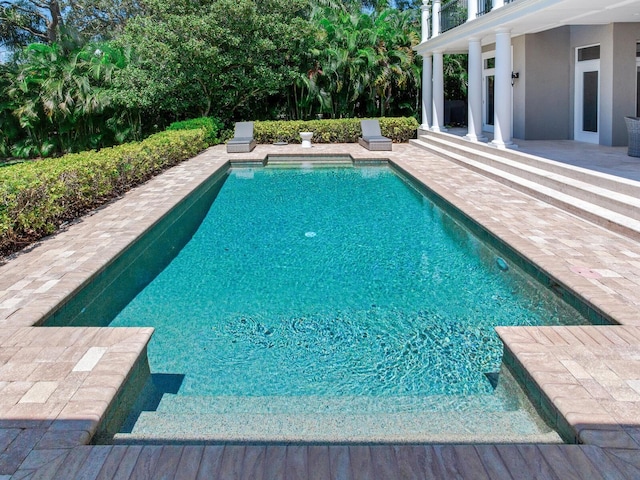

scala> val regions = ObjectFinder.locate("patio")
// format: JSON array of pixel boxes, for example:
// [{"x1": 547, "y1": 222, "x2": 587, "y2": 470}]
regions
[{"x1": 1, "y1": 140, "x2": 640, "y2": 478}]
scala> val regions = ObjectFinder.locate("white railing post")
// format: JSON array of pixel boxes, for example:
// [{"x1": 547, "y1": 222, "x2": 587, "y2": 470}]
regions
[
  {"x1": 432, "y1": 0, "x2": 441, "y2": 37},
  {"x1": 421, "y1": 1, "x2": 431, "y2": 41},
  {"x1": 492, "y1": 0, "x2": 505, "y2": 10},
  {"x1": 467, "y1": 0, "x2": 478, "y2": 21}
]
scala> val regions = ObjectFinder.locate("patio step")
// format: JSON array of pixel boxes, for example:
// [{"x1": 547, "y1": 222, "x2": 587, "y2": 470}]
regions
[
  {"x1": 113, "y1": 409, "x2": 561, "y2": 445},
  {"x1": 410, "y1": 132, "x2": 640, "y2": 240}
]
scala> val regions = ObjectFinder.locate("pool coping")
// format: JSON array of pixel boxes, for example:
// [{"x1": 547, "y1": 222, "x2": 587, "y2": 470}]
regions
[{"x1": 1, "y1": 143, "x2": 640, "y2": 477}]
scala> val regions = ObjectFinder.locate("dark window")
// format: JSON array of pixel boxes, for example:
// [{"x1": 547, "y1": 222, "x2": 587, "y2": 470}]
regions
[
  {"x1": 636, "y1": 68, "x2": 640, "y2": 116},
  {"x1": 486, "y1": 75, "x2": 495, "y2": 126},
  {"x1": 578, "y1": 46, "x2": 600, "y2": 62},
  {"x1": 485, "y1": 57, "x2": 495, "y2": 69},
  {"x1": 583, "y1": 71, "x2": 598, "y2": 132}
]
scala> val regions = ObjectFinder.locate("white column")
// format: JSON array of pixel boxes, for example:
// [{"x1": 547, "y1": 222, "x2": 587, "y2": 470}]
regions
[
  {"x1": 432, "y1": 50, "x2": 446, "y2": 132},
  {"x1": 464, "y1": 38, "x2": 486, "y2": 142},
  {"x1": 492, "y1": 0, "x2": 505, "y2": 11},
  {"x1": 421, "y1": 54, "x2": 432, "y2": 130},
  {"x1": 432, "y1": 0, "x2": 441, "y2": 38},
  {"x1": 490, "y1": 28, "x2": 514, "y2": 148},
  {"x1": 467, "y1": 0, "x2": 478, "y2": 21},
  {"x1": 421, "y1": 1, "x2": 431, "y2": 41}
]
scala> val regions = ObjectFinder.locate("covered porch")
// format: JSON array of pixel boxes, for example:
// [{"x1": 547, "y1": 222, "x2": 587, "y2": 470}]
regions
[{"x1": 416, "y1": 0, "x2": 640, "y2": 149}]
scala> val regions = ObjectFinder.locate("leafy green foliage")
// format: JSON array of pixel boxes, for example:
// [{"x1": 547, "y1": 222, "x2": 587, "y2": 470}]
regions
[
  {"x1": 0, "y1": 0, "x2": 63, "y2": 48},
  {"x1": 1, "y1": 41, "x2": 139, "y2": 158},
  {"x1": 253, "y1": 117, "x2": 418, "y2": 143},
  {"x1": 1, "y1": 0, "x2": 143, "y2": 50},
  {"x1": 1, "y1": 0, "x2": 460, "y2": 159},
  {"x1": 167, "y1": 117, "x2": 224, "y2": 146},
  {"x1": 0, "y1": 129, "x2": 206, "y2": 256},
  {"x1": 285, "y1": 6, "x2": 420, "y2": 120},
  {"x1": 445, "y1": 54, "x2": 468, "y2": 101},
  {"x1": 115, "y1": 0, "x2": 310, "y2": 123}
]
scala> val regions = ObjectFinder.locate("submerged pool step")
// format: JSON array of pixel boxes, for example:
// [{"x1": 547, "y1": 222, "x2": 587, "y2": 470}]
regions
[
  {"x1": 152, "y1": 393, "x2": 521, "y2": 415},
  {"x1": 113, "y1": 409, "x2": 561, "y2": 445}
]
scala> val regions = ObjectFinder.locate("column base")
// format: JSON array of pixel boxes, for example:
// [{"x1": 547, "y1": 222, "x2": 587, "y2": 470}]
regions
[
  {"x1": 430, "y1": 126, "x2": 448, "y2": 133},
  {"x1": 488, "y1": 139, "x2": 518, "y2": 149},
  {"x1": 463, "y1": 134, "x2": 488, "y2": 143}
]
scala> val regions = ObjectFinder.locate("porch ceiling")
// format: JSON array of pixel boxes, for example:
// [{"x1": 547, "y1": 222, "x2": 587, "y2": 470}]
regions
[{"x1": 416, "y1": 0, "x2": 640, "y2": 54}]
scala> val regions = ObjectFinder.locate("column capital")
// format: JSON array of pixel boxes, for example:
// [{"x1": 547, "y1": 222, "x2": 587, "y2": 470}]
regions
[
  {"x1": 467, "y1": 36, "x2": 481, "y2": 43},
  {"x1": 495, "y1": 27, "x2": 512, "y2": 35}
]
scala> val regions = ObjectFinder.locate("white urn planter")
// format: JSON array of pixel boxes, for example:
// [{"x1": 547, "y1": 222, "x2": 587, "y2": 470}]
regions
[{"x1": 300, "y1": 131, "x2": 313, "y2": 148}]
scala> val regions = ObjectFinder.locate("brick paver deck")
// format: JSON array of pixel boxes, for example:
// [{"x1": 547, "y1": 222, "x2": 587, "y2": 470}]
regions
[{"x1": 1, "y1": 143, "x2": 640, "y2": 478}]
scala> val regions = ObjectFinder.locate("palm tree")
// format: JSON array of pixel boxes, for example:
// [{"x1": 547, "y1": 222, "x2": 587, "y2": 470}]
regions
[
  {"x1": 370, "y1": 8, "x2": 419, "y2": 116},
  {"x1": 3, "y1": 41, "x2": 132, "y2": 157},
  {"x1": 305, "y1": 6, "x2": 419, "y2": 119}
]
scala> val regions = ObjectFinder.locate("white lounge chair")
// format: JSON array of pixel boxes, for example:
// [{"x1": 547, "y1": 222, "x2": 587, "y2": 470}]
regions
[
  {"x1": 358, "y1": 119, "x2": 392, "y2": 151},
  {"x1": 226, "y1": 121, "x2": 257, "y2": 153}
]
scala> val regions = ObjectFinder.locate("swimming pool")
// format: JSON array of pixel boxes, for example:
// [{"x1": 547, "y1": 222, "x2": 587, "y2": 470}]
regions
[{"x1": 47, "y1": 160, "x2": 592, "y2": 443}]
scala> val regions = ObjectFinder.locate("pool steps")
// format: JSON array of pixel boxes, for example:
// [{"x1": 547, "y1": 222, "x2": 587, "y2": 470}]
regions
[
  {"x1": 112, "y1": 393, "x2": 560, "y2": 444},
  {"x1": 114, "y1": 411, "x2": 559, "y2": 445},
  {"x1": 410, "y1": 131, "x2": 640, "y2": 240},
  {"x1": 141, "y1": 393, "x2": 522, "y2": 414},
  {"x1": 228, "y1": 154, "x2": 389, "y2": 168}
]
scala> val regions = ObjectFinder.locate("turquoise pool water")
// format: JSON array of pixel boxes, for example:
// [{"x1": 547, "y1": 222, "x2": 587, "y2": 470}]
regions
[{"x1": 110, "y1": 165, "x2": 587, "y2": 407}]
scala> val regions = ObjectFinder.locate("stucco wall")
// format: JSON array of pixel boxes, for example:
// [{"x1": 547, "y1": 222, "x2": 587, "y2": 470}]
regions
[
  {"x1": 570, "y1": 24, "x2": 640, "y2": 146},
  {"x1": 512, "y1": 36, "x2": 526, "y2": 139},
  {"x1": 521, "y1": 27, "x2": 571, "y2": 140},
  {"x1": 611, "y1": 24, "x2": 639, "y2": 146},
  {"x1": 476, "y1": 22, "x2": 640, "y2": 146}
]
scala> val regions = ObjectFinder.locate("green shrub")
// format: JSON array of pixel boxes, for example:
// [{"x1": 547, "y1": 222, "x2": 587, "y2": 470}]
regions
[
  {"x1": 253, "y1": 117, "x2": 418, "y2": 144},
  {"x1": 0, "y1": 129, "x2": 206, "y2": 256},
  {"x1": 167, "y1": 117, "x2": 224, "y2": 145}
]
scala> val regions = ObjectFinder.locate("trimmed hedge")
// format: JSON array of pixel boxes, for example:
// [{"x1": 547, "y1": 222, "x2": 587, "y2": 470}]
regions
[
  {"x1": 253, "y1": 117, "x2": 419, "y2": 144},
  {"x1": 0, "y1": 129, "x2": 207, "y2": 256},
  {"x1": 167, "y1": 117, "x2": 224, "y2": 145}
]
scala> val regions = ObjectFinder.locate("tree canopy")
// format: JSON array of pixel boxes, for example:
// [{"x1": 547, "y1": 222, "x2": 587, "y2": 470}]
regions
[
  {"x1": 0, "y1": 0, "x2": 462, "y2": 159},
  {"x1": 0, "y1": 0, "x2": 144, "y2": 49},
  {"x1": 114, "y1": 0, "x2": 312, "y2": 122}
]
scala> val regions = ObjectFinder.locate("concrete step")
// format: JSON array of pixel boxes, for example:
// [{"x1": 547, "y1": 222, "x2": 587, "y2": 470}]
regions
[
  {"x1": 152, "y1": 393, "x2": 520, "y2": 415},
  {"x1": 410, "y1": 133, "x2": 640, "y2": 239},
  {"x1": 113, "y1": 409, "x2": 561, "y2": 444},
  {"x1": 415, "y1": 131, "x2": 640, "y2": 198}
]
